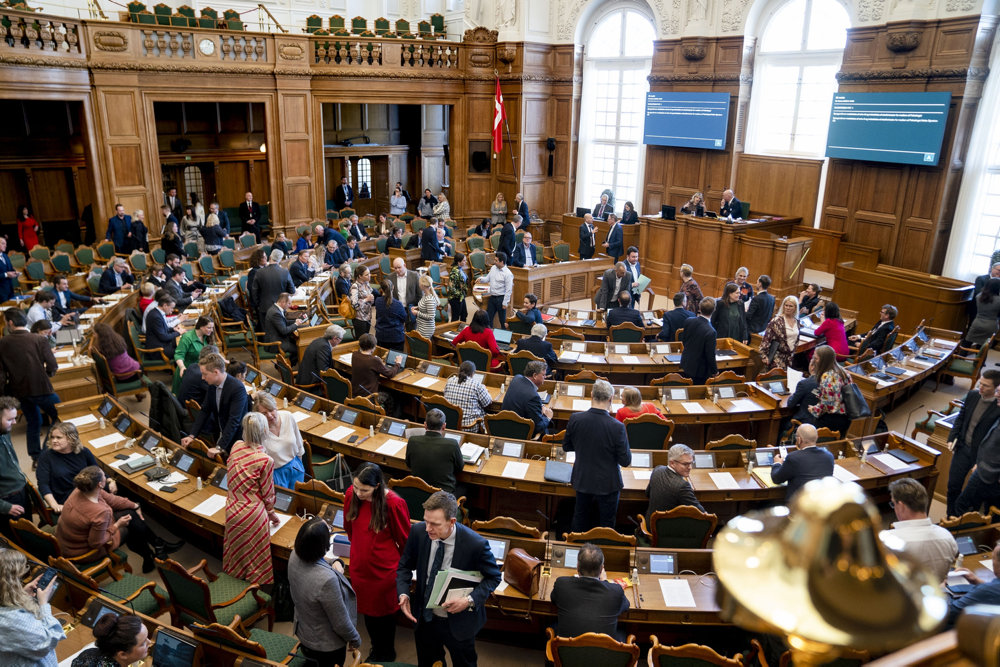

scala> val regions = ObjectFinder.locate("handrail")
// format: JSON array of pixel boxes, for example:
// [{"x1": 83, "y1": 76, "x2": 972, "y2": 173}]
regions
[{"x1": 255, "y1": 3, "x2": 286, "y2": 33}]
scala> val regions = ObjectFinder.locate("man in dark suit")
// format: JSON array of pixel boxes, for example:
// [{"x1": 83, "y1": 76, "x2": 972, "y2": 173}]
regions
[
  {"x1": 720, "y1": 189, "x2": 743, "y2": 219},
  {"x1": 850, "y1": 304, "x2": 898, "y2": 356},
  {"x1": 265, "y1": 293, "x2": 308, "y2": 363},
  {"x1": 106, "y1": 204, "x2": 131, "y2": 254},
  {"x1": 163, "y1": 187, "x2": 183, "y2": 221},
  {"x1": 946, "y1": 370, "x2": 1000, "y2": 517},
  {"x1": 624, "y1": 246, "x2": 642, "y2": 305},
  {"x1": 606, "y1": 292, "x2": 644, "y2": 329},
  {"x1": 602, "y1": 215, "x2": 623, "y2": 262},
  {"x1": 396, "y1": 491, "x2": 501, "y2": 667},
  {"x1": 595, "y1": 263, "x2": 630, "y2": 311},
  {"x1": 501, "y1": 361, "x2": 552, "y2": 437},
  {"x1": 564, "y1": 379, "x2": 632, "y2": 531},
  {"x1": 386, "y1": 227, "x2": 404, "y2": 252},
  {"x1": 390, "y1": 258, "x2": 421, "y2": 320},
  {"x1": 98, "y1": 258, "x2": 136, "y2": 295},
  {"x1": 164, "y1": 267, "x2": 201, "y2": 311},
  {"x1": 658, "y1": 293, "x2": 695, "y2": 342},
  {"x1": 578, "y1": 214, "x2": 596, "y2": 260},
  {"x1": 145, "y1": 293, "x2": 182, "y2": 358},
  {"x1": 181, "y1": 352, "x2": 248, "y2": 457},
  {"x1": 513, "y1": 324, "x2": 558, "y2": 375},
  {"x1": 209, "y1": 202, "x2": 230, "y2": 235},
  {"x1": 957, "y1": 407, "x2": 1000, "y2": 514},
  {"x1": 680, "y1": 297, "x2": 717, "y2": 385},
  {"x1": 238, "y1": 191, "x2": 262, "y2": 242},
  {"x1": 253, "y1": 250, "x2": 296, "y2": 324},
  {"x1": 405, "y1": 409, "x2": 464, "y2": 495},
  {"x1": 420, "y1": 224, "x2": 441, "y2": 261},
  {"x1": 514, "y1": 193, "x2": 530, "y2": 228},
  {"x1": 645, "y1": 444, "x2": 704, "y2": 519},
  {"x1": 322, "y1": 240, "x2": 341, "y2": 267},
  {"x1": 509, "y1": 232, "x2": 538, "y2": 268},
  {"x1": 289, "y1": 250, "x2": 316, "y2": 288},
  {"x1": 334, "y1": 176, "x2": 354, "y2": 211},
  {"x1": 746, "y1": 275, "x2": 775, "y2": 334},
  {"x1": 592, "y1": 194, "x2": 612, "y2": 221},
  {"x1": 771, "y1": 424, "x2": 834, "y2": 500},
  {"x1": 52, "y1": 275, "x2": 99, "y2": 318},
  {"x1": 971, "y1": 263, "x2": 1000, "y2": 323},
  {"x1": 0, "y1": 308, "x2": 59, "y2": 463},
  {"x1": 0, "y1": 237, "x2": 16, "y2": 303},
  {"x1": 346, "y1": 215, "x2": 368, "y2": 241},
  {"x1": 498, "y1": 218, "x2": 516, "y2": 259},
  {"x1": 550, "y1": 543, "x2": 629, "y2": 640},
  {"x1": 297, "y1": 325, "x2": 345, "y2": 386}
]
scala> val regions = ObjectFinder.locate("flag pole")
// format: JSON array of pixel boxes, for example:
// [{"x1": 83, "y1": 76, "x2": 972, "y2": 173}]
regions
[{"x1": 495, "y1": 70, "x2": 518, "y2": 188}]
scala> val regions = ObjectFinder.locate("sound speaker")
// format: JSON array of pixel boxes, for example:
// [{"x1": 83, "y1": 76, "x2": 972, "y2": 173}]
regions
[
  {"x1": 470, "y1": 151, "x2": 489, "y2": 173},
  {"x1": 546, "y1": 137, "x2": 556, "y2": 151},
  {"x1": 548, "y1": 154, "x2": 554, "y2": 177},
  {"x1": 443, "y1": 144, "x2": 450, "y2": 166}
]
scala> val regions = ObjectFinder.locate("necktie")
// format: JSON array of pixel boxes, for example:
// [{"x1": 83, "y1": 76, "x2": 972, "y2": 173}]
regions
[{"x1": 423, "y1": 539, "x2": 445, "y2": 621}]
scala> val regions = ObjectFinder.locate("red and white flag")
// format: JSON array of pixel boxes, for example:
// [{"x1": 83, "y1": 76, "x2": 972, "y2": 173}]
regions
[{"x1": 492, "y1": 77, "x2": 506, "y2": 157}]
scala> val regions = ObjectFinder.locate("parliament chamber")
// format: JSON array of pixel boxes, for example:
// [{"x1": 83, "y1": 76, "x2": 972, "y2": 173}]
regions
[{"x1": 1, "y1": 0, "x2": 1000, "y2": 664}]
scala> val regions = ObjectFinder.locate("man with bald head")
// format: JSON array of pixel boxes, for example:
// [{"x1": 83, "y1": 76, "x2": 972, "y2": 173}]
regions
[
  {"x1": 770, "y1": 424, "x2": 834, "y2": 499},
  {"x1": 579, "y1": 213, "x2": 596, "y2": 260},
  {"x1": 720, "y1": 189, "x2": 743, "y2": 219},
  {"x1": 238, "y1": 191, "x2": 262, "y2": 242}
]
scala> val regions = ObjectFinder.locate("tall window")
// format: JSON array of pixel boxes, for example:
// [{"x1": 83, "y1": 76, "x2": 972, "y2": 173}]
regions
[
  {"x1": 357, "y1": 158, "x2": 372, "y2": 197},
  {"x1": 576, "y1": 6, "x2": 654, "y2": 210},
  {"x1": 182, "y1": 166, "x2": 203, "y2": 204},
  {"x1": 747, "y1": 0, "x2": 848, "y2": 156}
]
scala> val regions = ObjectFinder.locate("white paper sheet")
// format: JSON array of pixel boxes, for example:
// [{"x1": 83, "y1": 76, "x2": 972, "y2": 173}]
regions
[
  {"x1": 564, "y1": 452, "x2": 576, "y2": 464},
  {"x1": 338, "y1": 353, "x2": 353, "y2": 364},
  {"x1": 681, "y1": 402, "x2": 705, "y2": 413},
  {"x1": 832, "y1": 465, "x2": 859, "y2": 482},
  {"x1": 871, "y1": 452, "x2": 909, "y2": 471},
  {"x1": 323, "y1": 426, "x2": 355, "y2": 442},
  {"x1": 558, "y1": 351, "x2": 580, "y2": 362},
  {"x1": 708, "y1": 472, "x2": 740, "y2": 489},
  {"x1": 786, "y1": 368, "x2": 804, "y2": 395},
  {"x1": 632, "y1": 469, "x2": 653, "y2": 480},
  {"x1": 909, "y1": 358, "x2": 934, "y2": 368},
  {"x1": 622, "y1": 355, "x2": 641, "y2": 364},
  {"x1": 67, "y1": 414, "x2": 98, "y2": 427},
  {"x1": 54, "y1": 349, "x2": 74, "y2": 359},
  {"x1": 501, "y1": 461, "x2": 529, "y2": 479},
  {"x1": 579, "y1": 354, "x2": 606, "y2": 363},
  {"x1": 494, "y1": 580, "x2": 509, "y2": 594},
  {"x1": 269, "y1": 512, "x2": 294, "y2": 535},
  {"x1": 90, "y1": 432, "x2": 126, "y2": 449},
  {"x1": 192, "y1": 494, "x2": 227, "y2": 517},
  {"x1": 57, "y1": 363, "x2": 75, "y2": 370},
  {"x1": 571, "y1": 399, "x2": 591, "y2": 411},
  {"x1": 414, "y1": 376, "x2": 439, "y2": 388},
  {"x1": 376, "y1": 439, "x2": 407, "y2": 456},
  {"x1": 613, "y1": 345, "x2": 629, "y2": 354},
  {"x1": 148, "y1": 472, "x2": 188, "y2": 491},
  {"x1": 729, "y1": 399, "x2": 763, "y2": 412},
  {"x1": 290, "y1": 411, "x2": 310, "y2": 423},
  {"x1": 659, "y1": 578, "x2": 697, "y2": 607}
]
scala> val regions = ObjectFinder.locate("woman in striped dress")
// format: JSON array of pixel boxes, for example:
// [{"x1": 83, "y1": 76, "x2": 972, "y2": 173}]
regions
[
  {"x1": 412, "y1": 275, "x2": 438, "y2": 339},
  {"x1": 223, "y1": 412, "x2": 279, "y2": 585}
]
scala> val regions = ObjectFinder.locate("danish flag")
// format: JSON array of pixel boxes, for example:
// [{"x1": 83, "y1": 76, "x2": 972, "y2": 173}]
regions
[{"x1": 492, "y1": 77, "x2": 506, "y2": 157}]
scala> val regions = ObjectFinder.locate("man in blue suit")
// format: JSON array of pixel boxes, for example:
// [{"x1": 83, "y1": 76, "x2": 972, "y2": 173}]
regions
[
  {"x1": 98, "y1": 257, "x2": 135, "y2": 294},
  {"x1": 746, "y1": 274, "x2": 775, "y2": 334},
  {"x1": 52, "y1": 275, "x2": 99, "y2": 318},
  {"x1": 601, "y1": 215, "x2": 623, "y2": 262},
  {"x1": 658, "y1": 293, "x2": 695, "y2": 342},
  {"x1": 397, "y1": 491, "x2": 501, "y2": 667},
  {"x1": 0, "y1": 237, "x2": 17, "y2": 303},
  {"x1": 289, "y1": 250, "x2": 315, "y2": 288},
  {"x1": 624, "y1": 246, "x2": 642, "y2": 305},
  {"x1": 144, "y1": 293, "x2": 181, "y2": 357},
  {"x1": 181, "y1": 352, "x2": 248, "y2": 457},
  {"x1": 771, "y1": 424, "x2": 834, "y2": 500},
  {"x1": 420, "y1": 224, "x2": 441, "y2": 261},
  {"x1": 509, "y1": 232, "x2": 538, "y2": 268},
  {"x1": 515, "y1": 193, "x2": 530, "y2": 228},
  {"x1": 680, "y1": 297, "x2": 717, "y2": 385},
  {"x1": 606, "y1": 292, "x2": 644, "y2": 329},
  {"x1": 106, "y1": 204, "x2": 131, "y2": 254},
  {"x1": 500, "y1": 361, "x2": 552, "y2": 436},
  {"x1": 564, "y1": 379, "x2": 632, "y2": 531}
]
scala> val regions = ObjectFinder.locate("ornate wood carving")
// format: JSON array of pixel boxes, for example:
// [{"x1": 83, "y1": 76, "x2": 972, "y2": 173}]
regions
[
  {"x1": 886, "y1": 30, "x2": 921, "y2": 53},
  {"x1": 463, "y1": 26, "x2": 498, "y2": 43},
  {"x1": 278, "y1": 42, "x2": 304, "y2": 60},
  {"x1": 682, "y1": 37, "x2": 707, "y2": 61}
]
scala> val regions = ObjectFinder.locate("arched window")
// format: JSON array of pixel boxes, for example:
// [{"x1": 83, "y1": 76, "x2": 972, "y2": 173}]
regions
[
  {"x1": 357, "y1": 158, "x2": 372, "y2": 198},
  {"x1": 746, "y1": 0, "x2": 849, "y2": 157},
  {"x1": 576, "y1": 5, "x2": 655, "y2": 210}
]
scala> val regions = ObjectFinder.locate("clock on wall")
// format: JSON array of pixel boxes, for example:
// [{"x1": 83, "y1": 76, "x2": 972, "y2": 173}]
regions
[{"x1": 198, "y1": 38, "x2": 215, "y2": 56}]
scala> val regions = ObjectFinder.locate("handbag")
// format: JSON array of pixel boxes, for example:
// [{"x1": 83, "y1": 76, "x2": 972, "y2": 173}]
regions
[
  {"x1": 766, "y1": 338, "x2": 780, "y2": 365},
  {"x1": 339, "y1": 293, "x2": 356, "y2": 320},
  {"x1": 842, "y1": 380, "x2": 871, "y2": 420},
  {"x1": 503, "y1": 548, "x2": 542, "y2": 597}
]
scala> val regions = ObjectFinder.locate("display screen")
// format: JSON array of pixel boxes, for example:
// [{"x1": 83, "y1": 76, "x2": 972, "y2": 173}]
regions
[
  {"x1": 174, "y1": 453, "x2": 194, "y2": 473},
  {"x1": 500, "y1": 441, "x2": 524, "y2": 458},
  {"x1": 140, "y1": 433, "x2": 160, "y2": 452},
  {"x1": 245, "y1": 368, "x2": 259, "y2": 383},
  {"x1": 693, "y1": 453, "x2": 715, "y2": 468},
  {"x1": 487, "y1": 538, "x2": 508, "y2": 562},
  {"x1": 268, "y1": 382, "x2": 282, "y2": 396},
  {"x1": 274, "y1": 491, "x2": 294, "y2": 513},
  {"x1": 564, "y1": 548, "x2": 579, "y2": 569},
  {"x1": 152, "y1": 627, "x2": 198, "y2": 666},
  {"x1": 114, "y1": 415, "x2": 131, "y2": 434},
  {"x1": 825, "y1": 92, "x2": 951, "y2": 166},
  {"x1": 643, "y1": 92, "x2": 731, "y2": 149},
  {"x1": 386, "y1": 421, "x2": 406, "y2": 436},
  {"x1": 297, "y1": 395, "x2": 316, "y2": 411},
  {"x1": 650, "y1": 553, "x2": 676, "y2": 574},
  {"x1": 340, "y1": 409, "x2": 358, "y2": 424},
  {"x1": 99, "y1": 398, "x2": 114, "y2": 417}
]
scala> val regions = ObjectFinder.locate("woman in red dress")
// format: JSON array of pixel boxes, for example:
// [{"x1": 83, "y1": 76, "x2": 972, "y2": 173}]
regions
[
  {"x1": 16, "y1": 206, "x2": 39, "y2": 251},
  {"x1": 223, "y1": 412, "x2": 279, "y2": 585},
  {"x1": 813, "y1": 301, "x2": 850, "y2": 361},
  {"x1": 344, "y1": 463, "x2": 410, "y2": 662},
  {"x1": 452, "y1": 308, "x2": 504, "y2": 370}
]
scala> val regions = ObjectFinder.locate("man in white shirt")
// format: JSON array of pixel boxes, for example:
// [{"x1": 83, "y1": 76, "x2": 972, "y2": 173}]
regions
[
  {"x1": 26, "y1": 290, "x2": 74, "y2": 333},
  {"x1": 625, "y1": 246, "x2": 641, "y2": 306},
  {"x1": 478, "y1": 252, "x2": 513, "y2": 330},
  {"x1": 881, "y1": 478, "x2": 958, "y2": 582}
]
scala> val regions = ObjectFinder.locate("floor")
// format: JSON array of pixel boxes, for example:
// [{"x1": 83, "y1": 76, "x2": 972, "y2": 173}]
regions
[{"x1": 22, "y1": 287, "x2": 979, "y2": 665}]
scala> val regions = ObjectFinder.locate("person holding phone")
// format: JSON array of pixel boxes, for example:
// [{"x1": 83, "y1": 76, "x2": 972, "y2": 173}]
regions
[{"x1": 0, "y1": 550, "x2": 64, "y2": 665}]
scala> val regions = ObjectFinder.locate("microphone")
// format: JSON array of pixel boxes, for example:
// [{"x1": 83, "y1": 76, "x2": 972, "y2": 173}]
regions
[
  {"x1": 903, "y1": 403, "x2": 926, "y2": 440},
  {"x1": 96, "y1": 584, "x2": 137, "y2": 616},
  {"x1": 626, "y1": 515, "x2": 642, "y2": 570},
  {"x1": 535, "y1": 509, "x2": 553, "y2": 574}
]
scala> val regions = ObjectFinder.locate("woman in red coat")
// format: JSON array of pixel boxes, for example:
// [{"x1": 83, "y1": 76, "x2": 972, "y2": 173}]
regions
[
  {"x1": 344, "y1": 463, "x2": 410, "y2": 663},
  {"x1": 813, "y1": 301, "x2": 850, "y2": 361},
  {"x1": 16, "y1": 206, "x2": 39, "y2": 251},
  {"x1": 452, "y1": 308, "x2": 504, "y2": 370}
]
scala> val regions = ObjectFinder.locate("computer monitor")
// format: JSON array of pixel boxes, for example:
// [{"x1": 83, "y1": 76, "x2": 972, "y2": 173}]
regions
[
  {"x1": 493, "y1": 328, "x2": 513, "y2": 344},
  {"x1": 173, "y1": 452, "x2": 195, "y2": 473},
  {"x1": 693, "y1": 452, "x2": 716, "y2": 469},
  {"x1": 98, "y1": 398, "x2": 115, "y2": 417},
  {"x1": 661, "y1": 205, "x2": 676, "y2": 220},
  {"x1": 139, "y1": 432, "x2": 160, "y2": 452},
  {"x1": 497, "y1": 440, "x2": 524, "y2": 458},
  {"x1": 268, "y1": 382, "x2": 282, "y2": 397},
  {"x1": 443, "y1": 432, "x2": 464, "y2": 446},
  {"x1": 384, "y1": 420, "x2": 407, "y2": 437},
  {"x1": 486, "y1": 538, "x2": 509, "y2": 563},
  {"x1": 753, "y1": 449, "x2": 775, "y2": 467},
  {"x1": 114, "y1": 414, "x2": 132, "y2": 434},
  {"x1": 648, "y1": 552, "x2": 676, "y2": 574},
  {"x1": 339, "y1": 409, "x2": 358, "y2": 424},
  {"x1": 81, "y1": 598, "x2": 122, "y2": 628},
  {"x1": 296, "y1": 394, "x2": 316, "y2": 411},
  {"x1": 716, "y1": 386, "x2": 736, "y2": 399},
  {"x1": 668, "y1": 387, "x2": 688, "y2": 401},
  {"x1": 424, "y1": 364, "x2": 441, "y2": 377},
  {"x1": 152, "y1": 626, "x2": 200, "y2": 667},
  {"x1": 244, "y1": 368, "x2": 259, "y2": 384},
  {"x1": 274, "y1": 490, "x2": 294, "y2": 513},
  {"x1": 211, "y1": 470, "x2": 228, "y2": 491},
  {"x1": 575, "y1": 207, "x2": 591, "y2": 218}
]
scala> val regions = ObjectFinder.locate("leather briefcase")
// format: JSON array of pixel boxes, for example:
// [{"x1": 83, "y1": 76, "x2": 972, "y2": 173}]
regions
[{"x1": 503, "y1": 548, "x2": 541, "y2": 597}]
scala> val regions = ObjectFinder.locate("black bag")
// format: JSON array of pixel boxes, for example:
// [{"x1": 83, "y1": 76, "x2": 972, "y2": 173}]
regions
[
  {"x1": 325, "y1": 453, "x2": 353, "y2": 492},
  {"x1": 218, "y1": 296, "x2": 247, "y2": 325},
  {"x1": 272, "y1": 574, "x2": 294, "y2": 622},
  {"x1": 766, "y1": 338, "x2": 780, "y2": 365},
  {"x1": 842, "y1": 381, "x2": 871, "y2": 420}
]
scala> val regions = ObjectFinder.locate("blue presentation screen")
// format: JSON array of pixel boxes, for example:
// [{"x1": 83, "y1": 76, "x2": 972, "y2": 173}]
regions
[
  {"x1": 643, "y1": 92, "x2": 730, "y2": 150},
  {"x1": 825, "y1": 92, "x2": 951, "y2": 166}
]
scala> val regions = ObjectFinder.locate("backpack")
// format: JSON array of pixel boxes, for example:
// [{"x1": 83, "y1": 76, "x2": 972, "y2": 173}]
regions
[{"x1": 338, "y1": 294, "x2": 356, "y2": 320}]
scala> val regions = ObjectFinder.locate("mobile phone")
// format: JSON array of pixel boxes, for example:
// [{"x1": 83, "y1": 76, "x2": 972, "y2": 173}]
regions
[
  {"x1": 348, "y1": 435, "x2": 359, "y2": 443},
  {"x1": 779, "y1": 446, "x2": 788, "y2": 458},
  {"x1": 114, "y1": 454, "x2": 130, "y2": 460},
  {"x1": 37, "y1": 567, "x2": 58, "y2": 589},
  {"x1": 161, "y1": 486, "x2": 177, "y2": 493}
]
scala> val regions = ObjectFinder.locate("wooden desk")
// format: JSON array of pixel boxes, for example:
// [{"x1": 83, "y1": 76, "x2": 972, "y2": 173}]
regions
[
  {"x1": 510, "y1": 259, "x2": 613, "y2": 307},
  {"x1": 556, "y1": 215, "x2": 641, "y2": 258}
]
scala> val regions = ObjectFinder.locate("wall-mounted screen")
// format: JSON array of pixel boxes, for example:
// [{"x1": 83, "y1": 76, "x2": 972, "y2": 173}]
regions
[
  {"x1": 643, "y1": 92, "x2": 730, "y2": 150},
  {"x1": 824, "y1": 92, "x2": 951, "y2": 166}
]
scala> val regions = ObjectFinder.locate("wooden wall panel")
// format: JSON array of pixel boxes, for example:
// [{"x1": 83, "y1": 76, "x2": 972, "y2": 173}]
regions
[
  {"x1": 216, "y1": 162, "x2": 250, "y2": 209},
  {"x1": 31, "y1": 169, "x2": 75, "y2": 221},
  {"x1": 734, "y1": 154, "x2": 822, "y2": 225}
]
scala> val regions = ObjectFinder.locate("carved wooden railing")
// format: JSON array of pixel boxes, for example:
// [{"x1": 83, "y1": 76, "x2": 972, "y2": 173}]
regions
[{"x1": 0, "y1": 8, "x2": 84, "y2": 59}]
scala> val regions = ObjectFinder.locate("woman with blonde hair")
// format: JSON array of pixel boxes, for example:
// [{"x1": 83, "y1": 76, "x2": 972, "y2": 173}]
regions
[
  {"x1": 433, "y1": 192, "x2": 451, "y2": 220},
  {"x1": 681, "y1": 192, "x2": 705, "y2": 216},
  {"x1": 252, "y1": 391, "x2": 305, "y2": 489},
  {"x1": 35, "y1": 422, "x2": 99, "y2": 513},
  {"x1": 490, "y1": 192, "x2": 507, "y2": 226},
  {"x1": 223, "y1": 412, "x2": 280, "y2": 585},
  {"x1": 0, "y1": 549, "x2": 64, "y2": 665},
  {"x1": 413, "y1": 274, "x2": 438, "y2": 339},
  {"x1": 759, "y1": 295, "x2": 800, "y2": 371},
  {"x1": 679, "y1": 264, "x2": 703, "y2": 314},
  {"x1": 614, "y1": 386, "x2": 664, "y2": 423},
  {"x1": 201, "y1": 213, "x2": 226, "y2": 255}
]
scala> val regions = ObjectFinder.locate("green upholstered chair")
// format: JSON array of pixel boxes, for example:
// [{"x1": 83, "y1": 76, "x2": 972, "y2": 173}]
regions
[
  {"x1": 127, "y1": 0, "x2": 147, "y2": 20},
  {"x1": 638, "y1": 506, "x2": 718, "y2": 549},
  {"x1": 50, "y1": 555, "x2": 169, "y2": 618},
  {"x1": 623, "y1": 414, "x2": 674, "y2": 450},
  {"x1": 21, "y1": 260, "x2": 45, "y2": 289},
  {"x1": 50, "y1": 253, "x2": 72, "y2": 274},
  {"x1": 374, "y1": 16, "x2": 391, "y2": 35},
  {"x1": 609, "y1": 322, "x2": 644, "y2": 342},
  {"x1": 549, "y1": 327, "x2": 584, "y2": 341},
  {"x1": 198, "y1": 6, "x2": 218, "y2": 28},
  {"x1": 650, "y1": 373, "x2": 692, "y2": 387},
  {"x1": 29, "y1": 246, "x2": 50, "y2": 262},
  {"x1": 466, "y1": 235, "x2": 485, "y2": 252},
  {"x1": 430, "y1": 12, "x2": 445, "y2": 38},
  {"x1": 705, "y1": 370, "x2": 745, "y2": 386},
  {"x1": 155, "y1": 557, "x2": 273, "y2": 630},
  {"x1": 935, "y1": 336, "x2": 993, "y2": 390},
  {"x1": 424, "y1": 394, "x2": 464, "y2": 431},
  {"x1": 239, "y1": 232, "x2": 256, "y2": 249},
  {"x1": 74, "y1": 246, "x2": 95, "y2": 268},
  {"x1": 92, "y1": 350, "x2": 146, "y2": 399},
  {"x1": 507, "y1": 349, "x2": 541, "y2": 376},
  {"x1": 417, "y1": 20, "x2": 433, "y2": 38},
  {"x1": 191, "y1": 618, "x2": 305, "y2": 666},
  {"x1": 649, "y1": 637, "x2": 744, "y2": 667},
  {"x1": 250, "y1": 322, "x2": 282, "y2": 366},
  {"x1": 489, "y1": 232, "x2": 501, "y2": 251},
  {"x1": 153, "y1": 3, "x2": 171, "y2": 25},
  {"x1": 320, "y1": 368, "x2": 352, "y2": 404},
  {"x1": 350, "y1": 15, "x2": 366, "y2": 33},
  {"x1": 127, "y1": 320, "x2": 174, "y2": 373},
  {"x1": 565, "y1": 370, "x2": 606, "y2": 384},
  {"x1": 11, "y1": 519, "x2": 132, "y2": 575},
  {"x1": 184, "y1": 241, "x2": 200, "y2": 258},
  {"x1": 128, "y1": 252, "x2": 148, "y2": 275},
  {"x1": 294, "y1": 478, "x2": 345, "y2": 505},
  {"x1": 388, "y1": 476, "x2": 467, "y2": 524},
  {"x1": 150, "y1": 247, "x2": 166, "y2": 264},
  {"x1": 456, "y1": 341, "x2": 491, "y2": 372},
  {"x1": 166, "y1": 12, "x2": 185, "y2": 25},
  {"x1": 305, "y1": 13, "x2": 322, "y2": 33},
  {"x1": 329, "y1": 14, "x2": 345, "y2": 32},
  {"x1": 405, "y1": 330, "x2": 434, "y2": 360},
  {"x1": 394, "y1": 18, "x2": 412, "y2": 37},
  {"x1": 485, "y1": 410, "x2": 534, "y2": 440},
  {"x1": 136, "y1": 10, "x2": 157, "y2": 24},
  {"x1": 468, "y1": 250, "x2": 487, "y2": 280},
  {"x1": 546, "y1": 628, "x2": 640, "y2": 667},
  {"x1": 911, "y1": 403, "x2": 958, "y2": 439}
]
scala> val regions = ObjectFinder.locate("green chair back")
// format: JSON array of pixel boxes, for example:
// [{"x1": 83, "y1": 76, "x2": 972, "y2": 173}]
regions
[
  {"x1": 219, "y1": 249, "x2": 236, "y2": 270},
  {"x1": 74, "y1": 246, "x2": 95, "y2": 267},
  {"x1": 651, "y1": 515, "x2": 715, "y2": 549},
  {"x1": 405, "y1": 331, "x2": 432, "y2": 360},
  {"x1": 553, "y1": 243, "x2": 570, "y2": 262},
  {"x1": 469, "y1": 251, "x2": 487, "y2": 274},
  {"x1": 239, "y1": 233, "x2": 256, "y2": 249},
  {"x1": 130, "y1": 254, "x2": 148, "y2": 272},
  {"x1": 610, "y1": 323, "x2": 644, "y2": 343},
  {"x1": 329, "y1": 14, "x2": 345, "y2": 30},
  {"x1": 184, "y1": 242, "x2": 200, "y2": 258},
  {"x1": 50, "y1": 254, "x2": 72, "y2": 273},
  {"x1": 375, "y1": 16, "x2": 390, "y2": 34},
  {"x1": 624, "y1": 418, "x2": 673, "y2": 451},
  {"x1": 27, "y1": 246, "x2": 48, "y2": 262},
  {"x1": 306, "y1": 14, "x2": 322, "y2": 32},
  {"x1": 151, "y1": 248, "x2": 166, "y2": 264},
  {"x1": 8, "y1": 252, "x2": 25, "y2": 270},
  {"x1": 411, "y1": 218, "x2": 427, "y2": 232},
  {"x1": 24, "y1": 261, "x2": 45, "y2": 282},
  {"x1": 466, "y1": 236, "x2": 485, "y2": 252},
  {"x1": 489, "y1": 232, "x2": 501, "y2": 249},
  {"x1": 395, "y1": 18, "x2": 410, "y2": 35},
  {"x1": 558, "y1": 646, "x2": 635, "y2": 667},
  {"x1": 457, "y1": 343, "x2": 490, "y2": 372},
  {"x1": 486, "y1": 414, "x2": 533, "y2": 440},
  {"x1": 55, "y1": 242, "x2": 74, "y2": 254},
  {"x1": 351, "y1": 16, "x2": 366, "y2": 33},
  {"x1": 321, "y1": 369, "x2": 352, "y2": 404},
  {"x1": 376, "y1": 237, "x2": 387, "y2": 254}
]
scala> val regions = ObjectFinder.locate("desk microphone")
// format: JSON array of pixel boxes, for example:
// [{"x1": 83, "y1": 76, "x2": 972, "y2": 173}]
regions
[
  {"x1": 626, "y1": 515, "x2": 642, "y2": 571},
  {"x1": 903, "y1": 403, "x2": 926, "y2": 439},
  {"x1": 535, "y1": 509, "x2": 553, "y2": 572},
  {"x1": 96, "y1": 585, "x2": 137, "y2": 616}
]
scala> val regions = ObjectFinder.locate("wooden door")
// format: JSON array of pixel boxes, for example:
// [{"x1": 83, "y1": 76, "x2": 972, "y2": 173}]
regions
[
  {"x1": 215, "y1": 161, "x2": 250, "y2": 210},
  {"x1": 371, "y1": 156, "x2": 389, "y2": 217}
]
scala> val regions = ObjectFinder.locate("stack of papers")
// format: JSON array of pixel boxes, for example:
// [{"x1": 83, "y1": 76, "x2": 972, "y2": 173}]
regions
[
  {"x1": 681, "y1": 402, "x2": 705, "y2": 413},
  {"x1": 67, "y1": 414, "x2": 98, "y2": 428},
  {"x1": 461, "y1": 443, "x2": 485, "y2": 464},
  {"x1": 110, "y1": 452, "x2": 146, "y2": 469},
  {"x1": 192, "y1": 494, "x2": 227, "y2": 517},
  {"x1": 832, "y1": 465, "x2": 859, "y2": 482},
  {"x1": 708, "y1": 472, "x2": 740, "y2": 489},
  {"x1": 659, "y1": 579, "x2": 696, "y2": 607},
  {"x1": 414, "y1": 376, "x2": 439, "y2": 388},
  {"x1": 501, "y1": 461, "x2": 529, "y2": 479},
  {"x1": 558, "y1": 351, "x2": 580, "y2": 362},
  {"x1": 428, "y1": 569, "x2": 484, "y2": 609},
  {"x1": 269, "y1": 513, "x2": 294, "y2": 535},
  {"x1": 729, "y1": 399, "x2": 762, "y2": 412},
  {"x1": 376, "y1": 439, "x2": 407, "y2": 456},
  {"x1": 622, "y1": 355, "x2": 641, "y2": 364},
  {"x1": 870, "y1": 453, "x2": 909, "y2": 471},
  {"x1": 323, "y1": 426, "x2": 355, "y2": 442},
  {"x1": 571, "y1": 399, "x2": 591, "y2": 411},
  {"x1": 90, "y1": 432, "x2": 126, "y2": 449},
  {"x1": 338, "y1": 353, "x2": 353, "y2": 364}
]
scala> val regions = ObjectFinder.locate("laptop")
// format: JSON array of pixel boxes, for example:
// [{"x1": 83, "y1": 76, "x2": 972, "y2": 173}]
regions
[
  {"x1": 493, "y1": 328, "x2": 514, "y2": 351},
  {"x1": 543, "y1": 459, "x2": 573, "y2": 484}
]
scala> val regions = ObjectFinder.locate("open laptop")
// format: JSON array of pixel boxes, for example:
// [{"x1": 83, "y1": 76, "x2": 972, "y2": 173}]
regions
[
  {"x1": 493, "y1": 328, "x2": 514, "y2": 351},
  {"x1": 151, "y1": 626, "x2": 200, "y2": 666}
]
